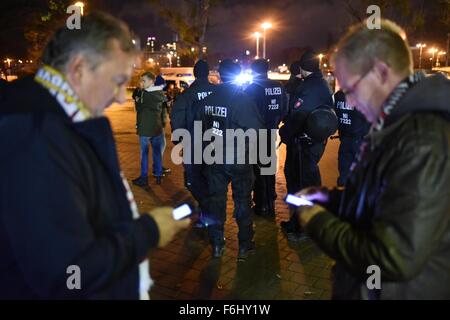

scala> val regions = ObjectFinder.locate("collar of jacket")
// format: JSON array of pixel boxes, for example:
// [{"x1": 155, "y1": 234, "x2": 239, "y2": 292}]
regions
[
  {"x1": 368, "y1": 72, "x2": 450, "y2": 148},
  {"x1": 145, "y1": 85, "x2": 164, "y2": 92}
]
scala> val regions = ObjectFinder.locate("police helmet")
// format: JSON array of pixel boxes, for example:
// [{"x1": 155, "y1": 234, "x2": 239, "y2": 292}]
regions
[{"x1": 305, "y1": 105, "x2": 338, "y2": 141}]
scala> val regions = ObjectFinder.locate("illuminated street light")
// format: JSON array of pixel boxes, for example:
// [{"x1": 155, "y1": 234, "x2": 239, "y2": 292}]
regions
[
  {"x1": 436, "y1": 51, "x2": 446, "y2": 67},
  {"x1": 74, "y1": 2, "x2": 84, "y2": 16},
  {"x1": 416, "y1": 43, "x2": 426, "y2": 69},
  {"x1": 261, "y1": 22, "x2": 272, "y2": 59},
  {"x1": 318, "y1": 53, "x2": 324, "y2": 70},
  {"x1": 4, "y1": 58, "x2": 11, "y2": 68},
  {"x1": 253, "y1": 32, "x2": 261, "y2": 59},
  {"x1": 429, "y1": 47, "x2": 438, "y2": 68}
]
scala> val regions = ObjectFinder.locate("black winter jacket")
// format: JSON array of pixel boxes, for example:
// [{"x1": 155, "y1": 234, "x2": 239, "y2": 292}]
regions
[
  {"x1": 306, "y1": 74, "x2": 450, "y2": 299},
  {"x1": 0, "y1": 78, "x2": 159, "y2": 299}
]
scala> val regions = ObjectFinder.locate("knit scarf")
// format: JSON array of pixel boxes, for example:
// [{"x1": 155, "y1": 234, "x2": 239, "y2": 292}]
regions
[{"x1": 373, "y1": 71, "x2": 425, "y2": 132}]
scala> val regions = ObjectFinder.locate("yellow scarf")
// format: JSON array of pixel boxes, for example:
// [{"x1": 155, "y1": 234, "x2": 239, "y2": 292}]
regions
[{"x1": 35, "y1": 65, "x2": 92, "y2": 122}]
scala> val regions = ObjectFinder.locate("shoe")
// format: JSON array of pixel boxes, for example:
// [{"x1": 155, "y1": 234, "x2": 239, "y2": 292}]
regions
[
  {"x1": 193, "y1": 221, "x2": 206, "y2": 228},
  {"x1": 155, "y1": 176, "x2": 162, "y2": 185},
  {"x1": 132, "y1": 176, "x2": 148, "y2": 186},
  {"x1": 163, "y1": 167, "x2": 171, "y2": 174},
  {"x1": 280, "y1": 220, "x2": 296, "y2": 233},
  {"x1": 212, "y1": 245, "x2": 225, "y2": 258},
  {"x1": 238, "y1": 242, "x2": 255, "y2": 260},
  {"x1": 153, "y1": 167, "x2": 171, "y2": 176},
  {"x1": 286, "y1": 232, "x2": 309, "y2": 243}
]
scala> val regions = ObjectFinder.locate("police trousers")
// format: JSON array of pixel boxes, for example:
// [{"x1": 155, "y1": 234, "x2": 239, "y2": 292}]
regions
[
  {"x1": 284, "y1": 140, "x2": 326, "y2": 194},
  {"x1": 205, "y1": 164, "x2": 254, "y2": 246}
]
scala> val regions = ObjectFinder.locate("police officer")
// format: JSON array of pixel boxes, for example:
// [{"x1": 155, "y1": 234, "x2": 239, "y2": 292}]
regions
[
  {"x1": 195, "y1": 59, "x2": 264, "y2": 259},
  {"x1": 333, "y1": 90, "x2": 370, "y2": 186},
  {"x1": 170, "y1": 60, "x2": 216, "y2": 224},
  {"x1": 285, "y1": 61, "x2": 302, "y2": 112},
  {"x1": 245, "y1": 59, "x2": 288, "y2": 217},
  {"x1": 279, "y1": 49, "x2": 333, "y2": 239}
]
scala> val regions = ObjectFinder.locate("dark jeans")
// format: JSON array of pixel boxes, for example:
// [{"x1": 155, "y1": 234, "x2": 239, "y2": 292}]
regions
[
  {"x1": 337, "y1": 137, "x2": 363, "y2": 186},
  {"x1": 139, "y1": 134, "x2": 164, "y2": 177},
  {"x1": 205, "y1": 164, "x2": 254, "y2": 247}
]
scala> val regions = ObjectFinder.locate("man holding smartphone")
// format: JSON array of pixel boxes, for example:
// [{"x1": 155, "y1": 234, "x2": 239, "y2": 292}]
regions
[
  {"x1": 295, "y1": 20, "x2": 450, "y2": 299},
  {"x1": 0, "y1": 12, "x2": 189, "y2": 299}
]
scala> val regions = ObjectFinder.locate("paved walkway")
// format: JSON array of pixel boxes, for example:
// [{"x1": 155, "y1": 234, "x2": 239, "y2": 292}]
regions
[{"x1": 105, "y1": 99, "x2": 340, "y2": 300}]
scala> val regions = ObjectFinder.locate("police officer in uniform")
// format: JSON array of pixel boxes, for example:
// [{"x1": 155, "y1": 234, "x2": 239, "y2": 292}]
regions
[
  {"x1": 195, "y1": 59, "x2": 264, "y2": 259},
  {"x1": 279, "y1": 49, "x2": 333, "y2": 239},
  {"x1": 170, "y1": 60, "x2": 216, "y2": 224},
  {"x1": 245, "y1": 59, "x2": 288, "y2": 217},
  {"x1": 333, "y1": 90, "x2": 370, "y2": 186}
]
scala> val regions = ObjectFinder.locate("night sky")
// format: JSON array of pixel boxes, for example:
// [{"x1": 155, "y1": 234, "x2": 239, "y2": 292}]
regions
[
  {"x1": 114, "y1": 0, "x2": 351, "y2": 55},
  {"x1": 1, "y1": 0, "x2": 448, "y2": 65}
]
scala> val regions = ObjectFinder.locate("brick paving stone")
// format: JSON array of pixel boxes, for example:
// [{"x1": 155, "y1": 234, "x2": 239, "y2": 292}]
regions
[{"x1": 104, "y1": 99, "x2": 339, "y2": 300}]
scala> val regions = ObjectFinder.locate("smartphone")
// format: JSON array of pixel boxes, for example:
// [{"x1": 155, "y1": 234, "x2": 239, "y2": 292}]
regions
[
  {"x1": 285, "y1": 194, "x2": 314, "y2": 207},
  {"x1": 172, "y1": 204, "x2": 192, "y2": 220}
]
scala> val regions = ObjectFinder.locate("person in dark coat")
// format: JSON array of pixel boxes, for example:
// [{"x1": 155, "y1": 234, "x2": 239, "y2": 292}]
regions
[
  {"x1": 279, "y1": 49, "x2": 333, "y2": 240},
  {"x1": 244, "y1": 59, "x2": 288, "y2": 217},
  {"x1": 193, "y1": 59, "x2": 264, "y2": 260},
  {"x1": 296, "y1": 19, "x2": 450, "y2": 299},
  {"x1": 333, "y1": 90, "x2": 370, "y2": 186},
  {"x1": 132, "y1": 72, "x2": 168, "y2": 185},
  {"x1": 170, "y1": 60, "x2": 216, "y2": 227},
  {"x1": 0, "y1": 12, "x2": 189, "y2": 300}
]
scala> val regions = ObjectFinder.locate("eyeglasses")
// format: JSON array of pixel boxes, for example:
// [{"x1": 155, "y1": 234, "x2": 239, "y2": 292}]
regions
[{"x1": 341, "y1": 67, "x2": 373, "y2": 97}]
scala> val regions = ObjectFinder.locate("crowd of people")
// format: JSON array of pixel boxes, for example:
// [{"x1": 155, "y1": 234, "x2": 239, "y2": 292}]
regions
[{"x1": 0, "y1": 11, "x2": 448, "y2": 300}]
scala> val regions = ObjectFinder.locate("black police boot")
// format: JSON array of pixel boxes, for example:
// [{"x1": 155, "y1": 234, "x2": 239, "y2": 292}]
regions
[
  {"x1": 212, "y1": 244, "x2": 225, "y2": 258},
  {"x1": 162, "y1": 167, "x2": 171, "y2": 174},
  {"x1": 132, "y1": 176, "x2": 148, "y2": 186},
  {"x1": 238, "y1": 241, "x2": 256, "y2": 261}
]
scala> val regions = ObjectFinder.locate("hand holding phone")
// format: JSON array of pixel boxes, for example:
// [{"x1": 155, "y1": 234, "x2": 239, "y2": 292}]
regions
[
  {"x1": 285, "y1": 194, "x2": 314, "y2": 207},
  {"x1": 172, "y1": 204, "x2": 192, "y2": 220}
]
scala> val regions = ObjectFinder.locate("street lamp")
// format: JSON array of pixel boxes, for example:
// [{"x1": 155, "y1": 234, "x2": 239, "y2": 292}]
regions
[
  {"x1": 253, "y1": 32, "x2": 261, "y2": 59},
  {"x1": 318, "y1": 53, "x2": 324, "y2": 70},
  {"x1": 74, "y1": 2, "x2": 84, "y2": 16},
  {"x1": 429, "y1": 48, "x2": 438, "y2": 68},
  {"x1": 4, "y1": 58, "x2": 11, "y2": 69},
  {"x1": 416, "y1": 43, "x2": 426, "y2": 69},
  {"x1": 437, "y1": 51, "x2": 446, "y2": 67},
  {"x1": 261, "y1": 22, "x2": 272, "y2": 59}
]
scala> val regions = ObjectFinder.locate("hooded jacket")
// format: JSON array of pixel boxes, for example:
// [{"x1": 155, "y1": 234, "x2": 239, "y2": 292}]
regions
[
  {"x1": 134, "y1": 87, "x2": 167, "y2": 137},
  {"x1": 306, "y1": 74, "x2": 450, "y2": 299}
]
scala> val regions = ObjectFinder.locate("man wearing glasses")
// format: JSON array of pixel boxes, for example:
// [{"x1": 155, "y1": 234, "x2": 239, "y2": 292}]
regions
[{"x1": 294, "y1": 20, "x2": 450, "y2": 299}]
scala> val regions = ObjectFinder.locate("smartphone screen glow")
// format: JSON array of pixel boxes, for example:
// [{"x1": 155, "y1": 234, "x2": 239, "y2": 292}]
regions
[
  {"x1": 172, "y1": 204, "x2": 192, "y2": 220},
  {"x1": 285, "y1": 194, "x2": 314, "y2": 207}
]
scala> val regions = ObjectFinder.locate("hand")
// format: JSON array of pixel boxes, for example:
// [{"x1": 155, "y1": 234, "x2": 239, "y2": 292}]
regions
[
  {"x1": 295, "y1": 186, "x2": 329, "y2": 203},
  {"x1": 147, "y1": 207, "x2": 190, "y2": 247},
  {"x1": 296, "y1": 204, "x2": 325, "y2": 228}
]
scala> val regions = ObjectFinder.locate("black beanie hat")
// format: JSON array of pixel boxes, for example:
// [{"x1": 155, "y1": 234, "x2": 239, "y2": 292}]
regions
[
  {"x1": 251, "y1": 59, "x2": 269, "y2": 75},
  {"x1": 194, "y1": 60, "x2": 209, "y2": 79},
  {"x1": 299, "y1": 49, "x2": 320, "y2": 72}
]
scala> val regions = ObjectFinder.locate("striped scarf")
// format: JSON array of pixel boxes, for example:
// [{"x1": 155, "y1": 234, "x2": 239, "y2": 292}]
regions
[{"x1": 373, "y1": 72, "x2": 425, "y2": 132}]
